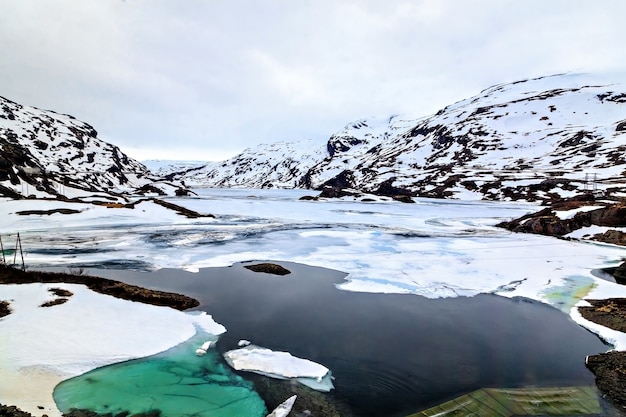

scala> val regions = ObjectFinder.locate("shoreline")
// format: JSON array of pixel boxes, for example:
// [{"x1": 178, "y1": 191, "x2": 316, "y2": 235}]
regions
[
  {"x1": 0, "y1": 264, "x2": 200, "y2": 311},
  {"x1": 0, "y1": 266, "x2": 224, "y2": 417}
]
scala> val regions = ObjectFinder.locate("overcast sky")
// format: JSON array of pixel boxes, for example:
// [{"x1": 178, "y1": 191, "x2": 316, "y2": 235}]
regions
[{"x1": 1, "y1": 1, "x2": 625, "y2": 161}]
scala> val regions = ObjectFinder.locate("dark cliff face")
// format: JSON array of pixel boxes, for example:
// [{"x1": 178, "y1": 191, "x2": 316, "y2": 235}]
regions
[{"x1": 0, "y1": 95, "x2": 152, "y2": 199}]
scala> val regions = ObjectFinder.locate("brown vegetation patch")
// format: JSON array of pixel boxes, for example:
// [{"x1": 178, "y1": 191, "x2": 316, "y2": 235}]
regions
[
  {"x1": 0, "y1": 264, "x2": 199, "y2": 311},
  {"x1": 0, "y1": 404, "x2": 35, "y2": 417},
  {"x1": 152, "y1": 199, "x2": 215, "y2": 219},
  {"x1": 578, "y1": 299, "x2": 626, "y2": 333},
  {"x1": 15, "y1": 208, "x2": 81, "y2": 216},
  {"x1": 244, "y1": 263, "x2": 291, "y2": 276},
  {"x1": 40, "y1": 298, "x2": 69, "y2": 308},
  {"x1": 49, "y1": 287, "x2": 74, "y2": 297}
]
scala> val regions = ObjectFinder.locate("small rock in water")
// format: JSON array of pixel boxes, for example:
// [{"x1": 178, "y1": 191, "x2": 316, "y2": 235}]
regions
[{"x1": 244, "y1": 263, "x2": 291, "y2": 276}]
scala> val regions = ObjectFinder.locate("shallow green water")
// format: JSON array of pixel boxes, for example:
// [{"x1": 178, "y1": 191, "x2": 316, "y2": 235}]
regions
[{"x1": 53, "y1": 332, "x2": 268, "y2": 417}]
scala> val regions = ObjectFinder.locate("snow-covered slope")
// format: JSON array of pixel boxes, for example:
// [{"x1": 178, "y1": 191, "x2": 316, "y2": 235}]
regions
[
  {"x1": 0, "y1": 96, "x2": 181, "y2": 200},
  {"x1": 168, "y1": 73, "x2": 626, "y2": 202}
]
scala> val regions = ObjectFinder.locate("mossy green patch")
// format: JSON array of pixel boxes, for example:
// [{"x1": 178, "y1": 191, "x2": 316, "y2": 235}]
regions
[{"x1": 541, "y1": 275, "x2": 596, "y2": 313}]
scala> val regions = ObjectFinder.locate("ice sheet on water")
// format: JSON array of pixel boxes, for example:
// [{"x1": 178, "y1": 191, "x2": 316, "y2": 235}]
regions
[
  {"x1": 223, "y1": 345, "x2": 334, "y2": 392},
  {"x1": 5, "y1": 189, "x2": 626, "y2": 345}
]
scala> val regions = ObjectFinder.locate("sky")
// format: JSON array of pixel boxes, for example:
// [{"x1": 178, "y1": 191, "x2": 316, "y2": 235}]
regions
[{"x1": 1, "y1": 0, "x2": 625, "y2": 162}]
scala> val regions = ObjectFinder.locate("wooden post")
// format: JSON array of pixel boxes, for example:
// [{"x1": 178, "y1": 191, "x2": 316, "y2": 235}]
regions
[
  {"x1": 0, "y1": 234, "x2": 5, "y2": 264},
  {"x1": 13, "y1": 235, "x2": 18, "y2": 265},
  {"x1": 17, "y1": 233, "x2": 25, "y2": 271}
]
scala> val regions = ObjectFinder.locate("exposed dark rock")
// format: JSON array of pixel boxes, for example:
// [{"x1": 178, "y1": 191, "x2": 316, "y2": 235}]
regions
[
  {"x1": 589, "y1": 204, "x2": 626, "y2": 227},
  {"x1": 579, "y1": 299, "x2": 626, "y2": 334},
  {"x1": 174, "y1": 187, "x2": 191, "y2": 197},
  {"x1": 497, "y1": 202, "x2": 626, "y2": 239},
  {"x1": 0, "y1": 404, "x2": 35, "y2": 417},
  {"x1": 317, "y1": 170, "x2": 355, "y2": 190},
  {"x1": 40, "y1": 298, "x2": 69, "y2": 308},
  {"x1": 317, "y1": 186, "x2": 360, "y2": 199},
  {"x1": 373, "y1": 178, "x2": 414, "y2": 198},
  {"x1": 579, "y1": 299, "x2": 626, "y2": 412},
  {"x1": 611, "y1": 262, "x2": 626, "y2": 284},
  {"x1": 392, "y1": 195, "x2": 415, "y2": 203},
  {"x1": 593, "y1": 230, "x2": 626, "y2": 247},
  {"x1": 49, "y1": 287, "x2": 74, "y2": 297},
  {"x1": 244, "y1": 263, "x2": 291, "y2": 276},
  {"x1": 135, "y1": 184, "x2": 166, "y2": 196},
  {"x1": 586, "y1": 350, "x2": 626, "y2": 413},
  {"x1": 16, "y1": 208, "x2": 81, "y2": 216},
  {"x1": 151, "y1": 199, "x2": 215, "y2": 219},
  {"x1": 0, "y1": 300, "x2": 10, "y2": 317}
]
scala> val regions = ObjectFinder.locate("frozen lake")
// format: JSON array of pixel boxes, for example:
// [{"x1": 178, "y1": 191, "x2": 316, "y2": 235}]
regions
[{"x1": 3, "y1": 188, "x2": 626, "y2": 415}]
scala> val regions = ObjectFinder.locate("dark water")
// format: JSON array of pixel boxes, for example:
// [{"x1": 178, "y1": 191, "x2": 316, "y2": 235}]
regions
[{"x1": 85, "y1": 262, "x2": 608, "y2": 417}]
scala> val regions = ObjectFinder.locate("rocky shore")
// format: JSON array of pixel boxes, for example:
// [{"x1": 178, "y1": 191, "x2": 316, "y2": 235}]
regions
[{"x1": 498, "y1": 197, "x2": 626, "y2": 412}]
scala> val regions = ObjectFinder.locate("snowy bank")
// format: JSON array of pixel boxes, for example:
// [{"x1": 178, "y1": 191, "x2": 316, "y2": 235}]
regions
[{"x1": 0, "y1": 283, "x2": 225, "y2": 416}]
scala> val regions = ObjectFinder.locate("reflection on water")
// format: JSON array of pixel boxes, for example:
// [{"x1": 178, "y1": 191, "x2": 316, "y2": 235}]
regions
[{"x1": 81, "y1": 261, "x2": 609, "y2": 417}]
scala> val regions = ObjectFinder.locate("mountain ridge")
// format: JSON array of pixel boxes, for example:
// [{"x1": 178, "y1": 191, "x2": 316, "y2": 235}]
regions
[
  {"x1": 0, "y1": 95, "x2": 184, "y2": 202},
  {"x1": 162, "y1": 72, "x2": 626, "y2": 203}
]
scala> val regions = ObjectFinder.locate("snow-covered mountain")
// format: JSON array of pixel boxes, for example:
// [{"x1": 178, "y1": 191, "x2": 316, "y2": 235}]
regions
[
  {"x1": 165, "y1": 73, "x2": 626, "y2": 202},
  {"x1": 0, "y1": 96, "x2": 182, "y2": 201}
]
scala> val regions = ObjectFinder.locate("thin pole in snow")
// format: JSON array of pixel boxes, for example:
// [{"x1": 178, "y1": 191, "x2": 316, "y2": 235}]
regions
[
  {"x1": 17, "y1": 233, "x2": 25, "y2": 271},
  {"x1": 13, "y1": 235, "x2": 18, "y2": 265},
  {"x1": 0, "y1": 235, "x2": 4, "y2": 264}
]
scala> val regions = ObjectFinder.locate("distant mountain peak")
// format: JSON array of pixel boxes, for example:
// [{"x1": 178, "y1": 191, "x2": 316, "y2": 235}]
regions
[
  {"x1": 164, "y1": 72, "x2": 626, "y2": 203},
  {"x1": 0, "y1": 96, "x2": 184, "y2": 201}
]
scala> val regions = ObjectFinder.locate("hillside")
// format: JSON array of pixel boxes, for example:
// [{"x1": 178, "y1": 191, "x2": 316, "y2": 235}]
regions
[
  {"x1": 0, "y1": 96, "x2": 182, "y2": 201},
  {"x1": 163, "y1": 73, "x2": 626, "y2": 203}
]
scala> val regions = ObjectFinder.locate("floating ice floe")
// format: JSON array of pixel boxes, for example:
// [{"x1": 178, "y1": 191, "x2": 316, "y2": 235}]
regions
[
  {"x1": 238, "y1": 339, "x2": 252, "y2": 347},
  {"x1": 266, "y1": 395, "x2": 297, "y2": 417},
  {"x1": 195, "y1": 340, "x2": 213, "y2": 356},
  {"x1": 0, "y1": 283, "x2": 226, "y2": 417},
  {"x1": 224, "y1": 345, "x2": 334, "y2": 392}
]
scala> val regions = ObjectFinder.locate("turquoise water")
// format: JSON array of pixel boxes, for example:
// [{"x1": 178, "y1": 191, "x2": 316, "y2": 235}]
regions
[{"x1": 53, "y1": 331, "x2": 268, "y2": 417}]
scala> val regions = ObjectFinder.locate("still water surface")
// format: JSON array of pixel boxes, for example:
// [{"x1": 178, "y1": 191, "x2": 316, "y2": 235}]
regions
[{"x1": 66, "y1": 261, "x2": 609, "y2": 416}]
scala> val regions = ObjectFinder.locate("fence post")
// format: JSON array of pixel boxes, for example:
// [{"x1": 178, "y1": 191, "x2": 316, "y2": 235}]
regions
[{"x1": 17, "y1": 233, "x2": 25, "y2": 271}]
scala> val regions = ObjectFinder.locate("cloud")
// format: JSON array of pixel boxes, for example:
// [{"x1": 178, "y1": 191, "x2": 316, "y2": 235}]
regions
[{"x1": 0, "y1": 0, "x2": 625, "y2": 161}]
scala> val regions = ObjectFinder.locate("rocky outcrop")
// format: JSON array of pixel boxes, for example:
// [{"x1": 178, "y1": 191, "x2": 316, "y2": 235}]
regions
[
  {"x1": 0, "y1": 300, "x2": 10, "y2": 318},
  {"x1": 586, "y1": 351, "x2": 626, "y2": 413},
  {"x1": 594, "y1": 230, "x2": 626, "y2": 246},
  {"x1": 497, "y1": 202, "x2": 626, "y2": 239},
  {"x1": 244, "y1": 263, "x2": 291, "y2": 276},
  {"x1": 0, "y1": 405, "x2": 35, "y2": 417},
  {"x1": 578, "y1": 300, "x2": 626, "y2": 412}
]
